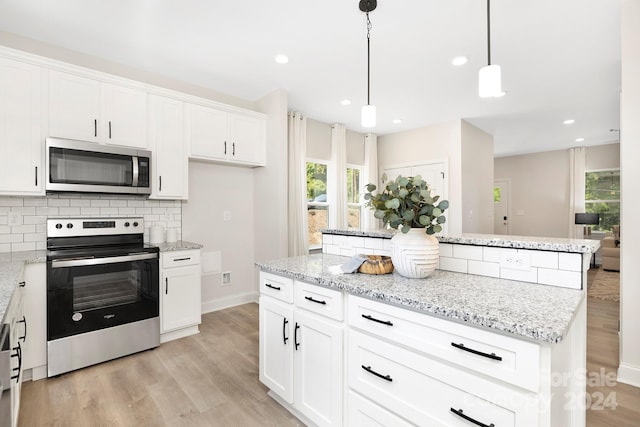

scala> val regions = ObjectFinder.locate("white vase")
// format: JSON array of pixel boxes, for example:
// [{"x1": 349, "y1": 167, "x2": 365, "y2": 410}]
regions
[{"x1": 390, "y1": 228, "x2": 439, "y2": 279}]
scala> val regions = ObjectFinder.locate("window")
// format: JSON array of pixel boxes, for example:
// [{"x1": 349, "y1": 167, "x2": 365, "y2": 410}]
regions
[
  {"x1": 307, "y1": 161, "x2": 328, "y2": 248},
  {"x1": 347, "y1": 166, "x2": 362, "y2": 230},
  {"x1": 585, "y1": 169, "x2": 620, "y2": 231}
]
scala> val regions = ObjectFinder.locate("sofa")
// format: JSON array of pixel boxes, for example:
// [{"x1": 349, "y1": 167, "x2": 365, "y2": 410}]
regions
[{"x1": 601, "y1": 225, "x2": 620, "y2": 271}]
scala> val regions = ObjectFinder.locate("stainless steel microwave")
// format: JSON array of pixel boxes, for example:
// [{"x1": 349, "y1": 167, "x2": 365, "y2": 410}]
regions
[{"x1": 45, "y1": 137, "x2": 151, "y2": 195}]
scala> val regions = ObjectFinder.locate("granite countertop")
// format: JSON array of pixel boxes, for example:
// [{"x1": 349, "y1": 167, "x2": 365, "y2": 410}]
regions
[
  {"x1": 321, "y1": 229, "x2": 600, "y2": 254},
  {"x1": 255, "y1": 253, "x2": 585, "y2": 344},
  {"x1": 0, "y1": 251, "x2": 47, "y2": 322},
  {"x1": 154, "y1": 240, "x2": 204, "y2": 252}
]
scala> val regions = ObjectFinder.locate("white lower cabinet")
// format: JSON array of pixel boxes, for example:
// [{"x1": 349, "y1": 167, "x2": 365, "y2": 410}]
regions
[
  {"x1": 160, "y1": 250, "x2": 202, "y2": 342},
  {"x1": 21, "y1": 262, "x2": 47, "y2": 380},
  {"x1": 259, "y1": 274, "x2": 343, "y2": 427}
]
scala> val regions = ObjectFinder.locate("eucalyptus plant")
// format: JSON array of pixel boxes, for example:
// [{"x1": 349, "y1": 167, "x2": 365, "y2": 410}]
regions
[{"x1": 364, "y1": 175, "x2": 449, "y2": 235}]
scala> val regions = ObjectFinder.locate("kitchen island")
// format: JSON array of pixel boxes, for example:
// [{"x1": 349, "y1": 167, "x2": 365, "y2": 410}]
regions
[{"x1": 255, "y1": 231, "x2": 595, "y2": 427}]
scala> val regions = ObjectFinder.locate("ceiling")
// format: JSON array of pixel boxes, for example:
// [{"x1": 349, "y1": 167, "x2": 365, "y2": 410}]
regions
[{"x1": 0, "y1": 0, "x2": 623, "y2": 157}]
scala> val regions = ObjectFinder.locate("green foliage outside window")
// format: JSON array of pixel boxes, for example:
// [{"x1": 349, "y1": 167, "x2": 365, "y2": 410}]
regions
[
  {"x1": 585, "y1": 170, "x2": 620, "y2": 231},
  {"x1": 307, "y1": 162, "x2": 327, "y2": 200}
]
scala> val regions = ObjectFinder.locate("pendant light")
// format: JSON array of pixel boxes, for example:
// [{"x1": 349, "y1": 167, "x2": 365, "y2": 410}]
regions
[
  {"x1": 360, "y1": 0, "x2": 377, "y2": 128},
  {"x1": 479, "y1": 0, "x2": 503, "y2": 98}
]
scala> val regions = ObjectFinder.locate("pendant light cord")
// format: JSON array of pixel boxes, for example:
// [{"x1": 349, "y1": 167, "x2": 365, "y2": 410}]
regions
[
  {"x1": 487, "y1": 0, "x2": 492, "y2": 66},
  {"x1": 366, "y1": 11, "x2": 372, "y2": 105}
]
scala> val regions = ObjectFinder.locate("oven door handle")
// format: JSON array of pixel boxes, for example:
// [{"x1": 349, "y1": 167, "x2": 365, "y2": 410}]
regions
[{"x1": 51, "y1": 252, "x2": 158, "y2": 268}]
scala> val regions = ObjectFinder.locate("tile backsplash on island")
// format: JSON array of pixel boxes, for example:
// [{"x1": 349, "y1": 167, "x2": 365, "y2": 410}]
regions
[
  {"x1": 322, "y1": 230, "x2": 595, "y2": 290},
  {"x1": 0, "y1": 194, "x2": 182, "y2": 252}
]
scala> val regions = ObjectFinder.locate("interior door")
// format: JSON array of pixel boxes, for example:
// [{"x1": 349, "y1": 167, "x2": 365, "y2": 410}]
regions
[{"x1": 494, "y1": 179, "x2": 510, "y2": 235}]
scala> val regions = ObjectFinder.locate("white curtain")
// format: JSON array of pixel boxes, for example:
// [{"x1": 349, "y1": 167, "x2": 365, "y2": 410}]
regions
[
  {"x1": 568, "y1": 147, "x2": 586, "y2": 239},
  {"x1": 330, "y1": 124, "x2": 348, "y2": 229},
  {"x1": 288, "y1": 111, "x2": 308, "y2": 256},
  {"x1": 362, "y1": 133, "x2": 380, "y2": 230}
]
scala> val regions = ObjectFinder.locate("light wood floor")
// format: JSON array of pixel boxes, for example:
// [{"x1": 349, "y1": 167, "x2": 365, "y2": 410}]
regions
[{"x1": 19, "y1": 273, "x2": 640, "y2": 426}]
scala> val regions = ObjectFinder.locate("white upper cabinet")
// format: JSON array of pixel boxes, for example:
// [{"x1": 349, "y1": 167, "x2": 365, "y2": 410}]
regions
[
  {"x1": 0, "y1": 57, "x2": 43, "y2": 196},
  {"x1": 187, "y1": 103, "x2": 266, "y2": 167},
  {"x1": 149, "y1": 94, "x2": 188, "y2": 200},
  {"x1": 48, "y1": 70, "x2": 148, "y2": 148}
]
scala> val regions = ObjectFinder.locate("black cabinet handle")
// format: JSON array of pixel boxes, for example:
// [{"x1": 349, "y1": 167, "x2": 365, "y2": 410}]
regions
[
  {"x1": 304, "y1": 296, "x2": 327, "y2": 305},
  {"x1": 165, "y1": 277, "x2": 168, "y2": 295},
  {"x1": 11, "y1": 342, "x2": 22, "y2": 383},
  {"x1": 35, "y1": 166, "x2": 38, "y2": 186},
  {"x1": 361, "y1": 365, "x2": 392, "y2": 382},
  {"x1": 283, "y1": 318, "x2": 289, "y2": 344},
  {"x1": 109, "y1": 121, "x2": 112, "y2": 139},
  {"x1": 94, "y1": 119, "x2": 97, "y2": 137},
  {"x1": 18, "y1": 316, "x2": 27, "y2": 342},
  {"x1": 173, "y1": 257, "x2": 191, "y2": 262},
  {"x1": 159, "y1": 175, "x2": 162, "y2": 192},
  {"x1": 224, "y1": 141, "x2": 227, "y2": 155},
  {"x1": 232, "y1": 142, "x2": 235, "y2": 156},
  {"x1": 450, "y1": 408, "x2": 495, "y2": 427},
  {"x1": 294, "y1": 322, "x2": 300, "y2": 350},
  {"x1": 451, "y1": 342, "x2": 502, "y2": 361},
  {"x1": 362, "y1": 314, "x2": 393, "y2": 326},
  {"x1": 265, "y1": 283, "x2": 281, "y2": 291},
  {"x1": 18, "y1": 281, "x2": 26, "y2": 287}
]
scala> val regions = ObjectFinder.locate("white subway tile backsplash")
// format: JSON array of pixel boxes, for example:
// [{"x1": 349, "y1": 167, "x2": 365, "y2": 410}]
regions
[
  {"x1": 538, "y1": 268, "x2": 581, "y2": 289},
  {"x1": 439, "y1": 243, "x2": 453, "y2": 257},
  {"x1": 322, "y1": 234, "x2": 333, "y2": 245},
  {"x1": 0, "y1": 195, "x2": 183, "y2": 253},
  {"x1": 468, "y1": 260, "x2": 500, "y2": 278},
  {"x1": 364, "y1": 237, "x2": 384, "y2": 250},
  {"x1": 483, "y1": 247, "x2": 502, "y2": 263},
  {"x1": 559, "y1": 253, "x2": 582, "y2": 272},
  {"x1": 438, "y1": 257, "x2": 468, "y2": 273},
  {"x1": 501, "y1": 267, "x2": 538, "y2": 283},
  {"x1": 453, "y1": 245, "x2": 483, "y2": 260},
  {"x1": 324, "y1": 244, "x2": 340, "y2": 255},
  {"x1": 530, "y1": 250, "x2": 558, "y2": 269}
]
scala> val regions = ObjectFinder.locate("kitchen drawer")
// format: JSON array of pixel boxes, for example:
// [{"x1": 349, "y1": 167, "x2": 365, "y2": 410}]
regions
[
  {"x1": 294, "y1": 281, "x2": 343, "y2": 321},
  {"x1": 161, "y1": 250, "x2": 201, "y2": 268},
  {"x1": 348, "y1": 330, "x2": 539, "y2": 427},
  {"x1": 347, "y1": 390, "x2": 413, "y2": 427},
  {"x1": 348, "y1": 295, "x2": 540, "y2": 392},
  {"x1": 260, "y1": 272, "x2": 294, "y2": 303}
]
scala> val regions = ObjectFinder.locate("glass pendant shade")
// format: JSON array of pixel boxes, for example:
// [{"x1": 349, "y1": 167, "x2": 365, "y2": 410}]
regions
[
  {"x1": 479, "y1": 64, "x2": 502, "y2": 98},
  {"x1": 361, "y1": 104, "x2": 376, "y2": 128}
]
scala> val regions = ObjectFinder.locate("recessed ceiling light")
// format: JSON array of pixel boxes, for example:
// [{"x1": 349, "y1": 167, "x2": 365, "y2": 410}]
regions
[
  {"x1": 452, "y1": 56, "x2": 468, "y2": 66},
  {"x1": 575, "y1": 137, "x2": 585, "y2": 142},
  {"x1": 274, "y1": 54, "x2": 289, "y2": 64},
  {"x1": 563, "y1": 119, "x2": 575, "y2": 125},
  {"x1": 340, "y1": 99, "x2": 351, "y2": 106},
  {"x1": 392, "y1": 119, "x2": 403, "y2": 124}
]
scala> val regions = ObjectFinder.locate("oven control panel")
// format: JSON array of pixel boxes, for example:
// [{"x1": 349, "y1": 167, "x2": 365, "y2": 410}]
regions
[{"x1": 47, "y1": 217, "x2": 144, "y2": 237}]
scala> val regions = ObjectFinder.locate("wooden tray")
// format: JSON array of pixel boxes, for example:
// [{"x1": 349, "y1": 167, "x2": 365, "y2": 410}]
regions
[{"x1": 358, "y1": 255, "x2": 394, "y2": 275}]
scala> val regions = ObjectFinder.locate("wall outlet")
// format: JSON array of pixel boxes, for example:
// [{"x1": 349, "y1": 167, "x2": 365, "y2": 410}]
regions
[
  {"x1": 8, "y1": 211, "x2": 22, "y2": 226},
  {"x1": 222, "y1": 271, "x2": 231, "y2": 286},
  {"x1": 499, "y1": 250, "x2": 531, "y2": 271}
]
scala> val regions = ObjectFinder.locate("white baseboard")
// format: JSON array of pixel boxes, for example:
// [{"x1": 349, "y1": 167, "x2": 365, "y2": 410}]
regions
[
  {"x1": 617, "y1": 362, "x2": 640, "y2": 387},
  {"x1": 201, "y1": 291, "x2": 258, "y2": 314},
  {"x1": 160, "y1": 325, "x2": 200, "y2": 343}
]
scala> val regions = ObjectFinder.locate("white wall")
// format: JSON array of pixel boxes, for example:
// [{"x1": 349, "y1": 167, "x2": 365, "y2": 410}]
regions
[
  {"x1": 306, "y1": 118, "x2": 332, "y2": 160},
  {"x1": 586, "y1": 142, "x2": 620, "y2": 170},
  {"x1": 461, "y1": 121, "x2": 494, "y2": 233},
  {"x1": 618, "y1": 0, "x2": 640, "y2": 387},
  {"x1": 495, "y1": 149, "x2": 571, "y2": 238}
]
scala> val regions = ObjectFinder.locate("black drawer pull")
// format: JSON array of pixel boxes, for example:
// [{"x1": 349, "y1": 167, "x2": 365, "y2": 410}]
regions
[
  {"x1": 304, "y1": 296, "x2": 327, "y2": 305},
  {"x1": 19, "y1": 281, "x2": 26, "y2": 287},
  {"x1": 18, "y1": 316, "x2": 27, "y2": 342},
  {"x1": 265, "y1": 283, "x2": 281, "y2": 291},
  {"x1": 451, "y1": 342, "x2": 502, "y2": 361},
  {"x1": 173, "y1": 257, "x2": 191, "y2": 262},
  {"x1": 294, "y1": 323, "x2": 300, "y2": 350},
  {"x1": 362, "y1": 365, "x2": 392, "y2": 382},
  {"x1": 283, "y1": 318, "x2": 289, "y2": 344},
  {"x1": 362, "y1": 314, "x2": 393, "y2": 326},
  {"x1": 450, "y1": 408, "x2": 495, "y2": 427}
]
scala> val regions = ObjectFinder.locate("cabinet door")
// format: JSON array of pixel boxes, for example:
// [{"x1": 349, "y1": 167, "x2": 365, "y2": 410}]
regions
[
  {"x1": 149, "y1": 95, "x2": 188, "y2": 199},
  {"x1": 0, "y1": 58, "x2": 43, "y2": 195},
  {"x1": 187, "y1": 104, "x2": 228, "y2": 161},
  {"x1": 259, "y1": 296, "x2": 294, "y2": 404},
  {"x1": 161, "y1": 264, "x2": 201, "y2": 333},
  {"x1": 228, "y1": 113, "x2": 266, "y2": 165},
  {"x1": 22, "y1": 263, "x2": 47, "y2": 378},
  {"x1": 49, "y1": 70, "x2": 101, "y2": 141},
  {"x1": 294, "y1": 309, "x2": 343, "y2": 427},
  {"x1": 102, "y1": 83, "x2": 148, "y2": 148}
]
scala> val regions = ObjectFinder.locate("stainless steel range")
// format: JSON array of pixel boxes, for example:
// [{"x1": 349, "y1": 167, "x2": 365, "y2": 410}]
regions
[{"x1": 46, "y1": 217, "x2": 159, "y2": 377}]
